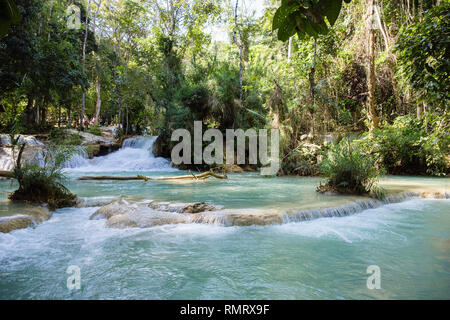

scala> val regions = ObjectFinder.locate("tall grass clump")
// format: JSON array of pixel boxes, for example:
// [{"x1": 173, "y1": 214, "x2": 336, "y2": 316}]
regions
[
  {"x1": 317, "y1": 138, "x2": 385, "y2": 198},
  {"x1": 8, "y1": 142, "x2": 77, "y2": 209}
]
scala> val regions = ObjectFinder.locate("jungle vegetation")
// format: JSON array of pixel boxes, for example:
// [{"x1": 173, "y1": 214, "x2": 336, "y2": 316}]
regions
[{"x1": 0, "y1": 0, "x2": 448, "y2": 198}]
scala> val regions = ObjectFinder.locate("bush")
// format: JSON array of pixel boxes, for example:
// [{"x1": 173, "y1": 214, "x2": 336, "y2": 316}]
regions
[
  {"x1": 86, "y1": 125, "x2": 102, "y2": 136},
  {"x1": 49, "y1": 128, "x2": 83, "y2": 145},
  {"x1": 359, "y1": 115, "x2": 449, "y2": 176},
  {"x1": 8, "y1": 144, "x2": 77, "y2": 210},
  {"x1": 318, "y1": 138, "x2": 384, "y2": 198},
  {"x1": 281, "y1": 143, "x2": 320, "y2": 176}
]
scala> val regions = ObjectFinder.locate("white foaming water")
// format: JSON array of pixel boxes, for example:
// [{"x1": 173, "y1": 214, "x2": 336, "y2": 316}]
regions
[
  {"x1": 65, "y1": 136, "x2": 176, "y2": 172},
  {"x1": 0, "y1": 134, "x2": 44, "y2": 147}
]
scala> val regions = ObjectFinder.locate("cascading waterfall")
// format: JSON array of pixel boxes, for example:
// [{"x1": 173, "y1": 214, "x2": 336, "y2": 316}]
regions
[
  {"x1": 65, "y1": 136, "x2": 176, "y2": 172},
  {"x1": 282, "y1": 192, "x2": 449, "y2": 223},
  {"x1": 0, "y1": 135, "x2": 45, "y2": 171}
]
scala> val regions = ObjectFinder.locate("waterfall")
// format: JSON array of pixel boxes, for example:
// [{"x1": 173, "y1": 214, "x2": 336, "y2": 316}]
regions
[
  {"x1": 0, "y1": 134, "x2": 44, "y2": 147},
  {"x1": 281, "y1": 192, "x2": 444, "y2": 223},
  {"x1": 65, "y1": 136, "x2": 175, "y2": 172}
]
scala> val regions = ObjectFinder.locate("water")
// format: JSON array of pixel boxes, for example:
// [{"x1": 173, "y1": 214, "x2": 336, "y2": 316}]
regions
[
  {"x1": 0, "y1": 136, "x2": 449, "y2": 299},
  {"x1": 66, "y1": 136, "x2": 176, "y2": 172}
]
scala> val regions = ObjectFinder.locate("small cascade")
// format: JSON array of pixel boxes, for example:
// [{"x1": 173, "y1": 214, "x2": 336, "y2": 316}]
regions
[
  {"x1": 0, "y1": 134, "x2": 44, "y2": 147},
  {"x1": 0, "y1": 135, "x2": 45, "y2": 171},
  {"x1": 65, "y1": 136, "x2": 175, "y2": 172},
  {"x1": 84, "y1": 191, "x2": 449, "y2": 229},
  {"x1": 282, "y1": 192, "x2": 430, "y2": 223}
]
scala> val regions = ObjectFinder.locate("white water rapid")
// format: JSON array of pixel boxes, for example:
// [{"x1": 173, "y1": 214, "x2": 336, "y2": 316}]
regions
[{"x1": 66, "y1": 136, "x2": 176, "y2": 172}]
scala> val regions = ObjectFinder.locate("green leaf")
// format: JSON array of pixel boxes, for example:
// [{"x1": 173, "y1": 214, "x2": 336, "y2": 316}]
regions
[
  {"x1": 277, "y1": 13, "x2": 298, "y2": 41},
  {"x1": 272, "y1": 4, "x2": 299, "y2": 31},
  {"x1": 319, "y1": 0, "x2": 343, "y2": 26},
  {"x1": 0, "y1": 0, "x2": 21, "y2": 36}
]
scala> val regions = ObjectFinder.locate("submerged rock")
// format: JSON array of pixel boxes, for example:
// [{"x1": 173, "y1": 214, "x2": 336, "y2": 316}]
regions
[
  {"x1": 0, "y1": 206, "x2": 51, "y2": 233},
  {"x1": 147, "y1": 201, "x2": 216, "y2": 213},
  {"x1": 223, "y1": 212, "x2": 283, "y2": 226},
  {"x1": 89, "y1": 191, "x2": 450, "y2": 230},
  {"x1": 419, "y1": 191, "x2": 449, "y2": 199}
]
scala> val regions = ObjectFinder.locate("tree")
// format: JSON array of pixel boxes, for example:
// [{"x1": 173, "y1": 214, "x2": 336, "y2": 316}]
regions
[
  {"x1": 272, "y1": 0, "x2": 351, "y2": 41},
  {"x1": 366, "y1": 0, "x2": 380, "y2": 129},
  {"x1": 395, "y1": 2, "x2": 450, "y2": 116},
  {"x1": 272, "y1": 0, "x2": 351, "y2": 133}
]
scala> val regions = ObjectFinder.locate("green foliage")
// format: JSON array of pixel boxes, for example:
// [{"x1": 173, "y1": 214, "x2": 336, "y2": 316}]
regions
[
  {"x1": 281, "y1": 143, "x2": 320, "y2": 176},
  {"x1": 9, "y1": 144, "x2": 77, "y2": 209},
  {"x1": 359, "y1": 115, "x2": 449, "y2": 176},
  {"x1": 49, "y1": 128, "x2": 83, "y2": 146},
  {"x1": 272, "y1": 0, "x2": 351, "y2": 41},
  {"x1": 0, "y1": 0, "x2": 21, "y2": 36},
  {"x1": 318, "y1": 138, "x2": 384, "y2": 197},
  {"x1": 86, "y1": 125, "x2": 102, "y2": 136},
  {"x1": 395, "y1": 2, "x2": 450, "y2": 108}
]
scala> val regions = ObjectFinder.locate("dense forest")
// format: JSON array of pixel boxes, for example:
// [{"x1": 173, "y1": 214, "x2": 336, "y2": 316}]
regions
[{"x1": 0, "y1": 0, "x2": 448, "y2": 185}]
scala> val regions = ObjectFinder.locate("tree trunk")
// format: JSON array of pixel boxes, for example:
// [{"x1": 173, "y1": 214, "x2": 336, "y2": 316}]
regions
[
  {"x1": 24, "y1": 95, "x2": 34, "y2": 126},
  {"x1": 308, "y1": 38, "x2": 317, "y2": 135},
  {"x1": 35, "y1": 99, "x2": 40, "y2": 125},
  {"x1": 80, "y1": 0, "x2": 91, "y2": 130},
  {"x1": 234, "y1": 0, "x2": 243, "y2": 103},
  {"x1": 288, "y1": 37, "x2": 292, "y2": 61},
  {"x1": 417, "y1": 102, "x2": 424, "y2": 120},
  {"x1": 367, "y1": 0, "x2": 380, "y2": 130},
  {"x1": 94, "y1": 78, "x2": 101, "y2": 125}
]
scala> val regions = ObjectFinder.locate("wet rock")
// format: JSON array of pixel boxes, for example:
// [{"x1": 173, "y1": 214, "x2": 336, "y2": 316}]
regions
[
  {"x1": 0, "y1": 206, "x2": 51, "y2": 233},
  {"x1": 90, "y1": 199, "x2": 136, "y2": 220},
  {"x1": 105, "y1": 211, "x2": 186, "y2": 229},
  {"x1": 420, "y1": 191, "x2": 449, "y2": 199},
  {"x1": 224, "y1": 212, "x2": 283, "y2": 226},
  {"x1": 148, "y1": 201, "x2": 215, "y2": 213},
  {"x1": 66, "y1": 129, "x2": 114, "y2": 146},
  {"x1": 91, "y1": 199, "x2": 218, "y2": 228},
  {"x1": 0, "y1": 215, "x2": 33, "y2": 233},
  {"x1": 180, "y1": 202, "x2": 216, "y2": 213}
]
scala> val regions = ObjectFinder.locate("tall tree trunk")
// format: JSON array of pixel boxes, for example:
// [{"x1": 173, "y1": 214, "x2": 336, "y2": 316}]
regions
[
  {"x1": 367, "y1": 0, "x2": 380, "y2": 130},
  {"x1": 92, "y1": 1, "x2": 102, "y2": 126},
  {"x1": 94, "y1": 78, "x2": 101, "y2": 125},
  {"x1": 234, "y1": 0, "x2": 243, "y2": 104},
  {"x1": 417, "y1": 102, "x2": 424, "y2": 120},
  {"x1": 308, "y1": 38, "x2": 317, "y2": 135},
  {"x1": 80, "y1": 0, "x2": 91, "y2": 130},
  {"x1": 288, "y1": 37, "x2": 292, "y2": 61},
  {"x1": 35, "y1": 99, "x2": 40, "y2": 125},
  {"x1": 24, "y1": 95, "x2": 34, "y2": 126}
]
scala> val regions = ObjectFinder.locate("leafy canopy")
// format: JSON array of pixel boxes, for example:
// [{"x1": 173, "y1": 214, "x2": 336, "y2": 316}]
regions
[
  {"x1": 0, "y1": 0, "x2": 21, "y2": 36},
  {"x1": 395, "y1": 2, "x2": 450, "y2": 108},
  {"x1": 272, "y1": 0, "x2": 351, "y2": 41}
]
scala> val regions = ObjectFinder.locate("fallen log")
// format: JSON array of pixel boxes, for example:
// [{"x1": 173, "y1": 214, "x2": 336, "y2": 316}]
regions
[
  {"x1": 78, "y1": 175, "x2": 146, "y2": 181},
  {"x1": 78, "y1": 169, "x2": 227, "y2": 181},
  {"x1": 0, "y1": 171, "x2": 15, "y2": 178}
]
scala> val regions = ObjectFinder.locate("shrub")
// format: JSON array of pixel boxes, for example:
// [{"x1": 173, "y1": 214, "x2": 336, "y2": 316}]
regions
[
  {"x1": 318, "y1": 138, "x2": 384, "y2": 198},
  {"x1": 281, "y1": 143, "x2": 320, "y2": 176},
  {"x1": 86, "y1": 125, "x2": 102, "y2": 136},
  {"x1": 49, "y1": 128, "x2": 83, "y2": 145},
  {"x1": 359, "y1": 115, "x2": 449, "y2": 176},
  {"x1": 8, "y1": 143, "x2": 77, "y2": 210}
]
